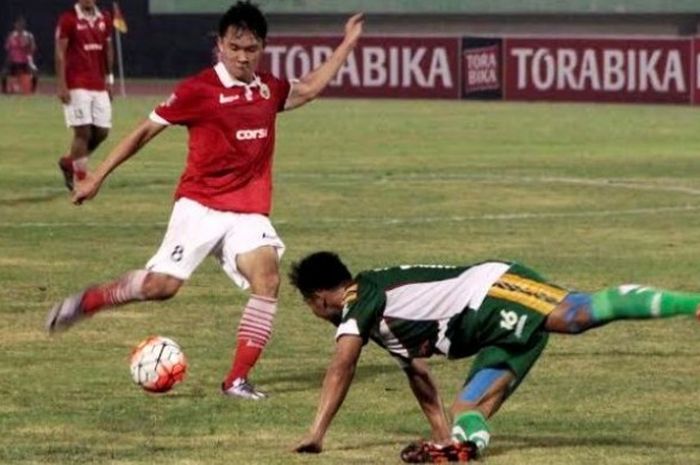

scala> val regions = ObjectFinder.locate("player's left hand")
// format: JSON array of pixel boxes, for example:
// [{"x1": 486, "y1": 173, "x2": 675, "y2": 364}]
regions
[
  {"x1": 293, "y1": 435, "x2": 323, "y2": 454},
  {"x1": 342, "y1": 13, "x2": 364, "y2": 47},
  {"x1": 107, "y1": 84, "x2": 114, "y2": 101}
]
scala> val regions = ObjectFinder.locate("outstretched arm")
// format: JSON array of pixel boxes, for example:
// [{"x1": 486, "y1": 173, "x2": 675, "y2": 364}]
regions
[
  {"x1": 403, "y1": 358, "x2": 452, "y2": 444},
  {"x1": 72, "y1": 119, "x2": 167, "y2": 205},
  {"x1": 294, "y1": 334, "x2": 363, "y2": 453},
  {"x1": 284, "y1": 13, "x2": 364, "y2": 110}
]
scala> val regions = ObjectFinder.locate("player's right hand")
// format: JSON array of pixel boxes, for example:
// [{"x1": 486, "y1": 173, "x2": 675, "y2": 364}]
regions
[
  {"x1": 58, "y1": 85, "x2": 70, "y2": 104},
  {"x1": 293, "y1": 435, "x2": 323, "y2": 454},
  {"x1": 72, "y1": 173, "x2": 102, "y2": 205}
]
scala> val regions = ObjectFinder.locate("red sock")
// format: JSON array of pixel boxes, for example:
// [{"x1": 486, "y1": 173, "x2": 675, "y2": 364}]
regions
[
  {"x1": 80, "y1": 270, "x2": 148, "y2": 315},
  {"x1": 72, "y1": 156, "x2": 88, "y2": 180},
  {"x1": 224, "y1": 294, "x2": 277, "y2": 387}
]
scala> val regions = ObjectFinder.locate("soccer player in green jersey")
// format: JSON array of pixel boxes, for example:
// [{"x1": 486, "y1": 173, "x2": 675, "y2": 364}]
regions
[{"x1": 288, "y1": 251, "x2": 700, "y2": 463}]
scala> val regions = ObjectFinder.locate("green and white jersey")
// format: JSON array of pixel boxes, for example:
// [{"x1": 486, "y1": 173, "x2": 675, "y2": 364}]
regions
[{"x1": 336, "y1": 261, "x2": 512, "y2": 361}]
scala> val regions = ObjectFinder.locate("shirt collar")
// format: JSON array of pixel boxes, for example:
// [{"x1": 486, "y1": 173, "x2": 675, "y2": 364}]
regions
[
  {"x1": 75, "y1": 3, "x2": 103, "y2": 21},
  {"x1": 214, "y1": 62, "x2": 261, "y2": 89}
]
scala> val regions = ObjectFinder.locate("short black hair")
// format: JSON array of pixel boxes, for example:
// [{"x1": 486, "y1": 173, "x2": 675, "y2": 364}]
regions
[
  {"x1": 289, "y1": 251, "x2": 352, "y2": 299},
  {"x1": 218, "y1": 1, "x2": 268, "y2": 40}
]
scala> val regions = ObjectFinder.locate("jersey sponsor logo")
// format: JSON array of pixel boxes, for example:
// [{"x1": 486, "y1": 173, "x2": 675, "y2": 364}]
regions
[
  {"x1": 235, "y1": 128, "x2": 268, "y2": 140},
  {"x1": 83, "y1": 43, "x2": 104, "y2": 51},
  {"x1": 76, "y1": 24, "x2": 89, "y2": 31},
  {"x1": 219, "y1": 93, "x2": 240, "y2": 104}
]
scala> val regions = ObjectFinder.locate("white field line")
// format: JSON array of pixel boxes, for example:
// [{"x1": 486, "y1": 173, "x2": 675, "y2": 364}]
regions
[
  {"x1": 2, "y1": 174, "x2": 700, "y2": 199},
  {"x1": 36, "y1": 172, "x2": 700, "y2": 196},
  {"x1": 1, "y1": 204, "x2": 699, "y2": 229}
]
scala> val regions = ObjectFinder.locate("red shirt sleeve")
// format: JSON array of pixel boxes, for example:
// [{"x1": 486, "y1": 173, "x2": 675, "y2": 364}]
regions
[
  {"x1": 152, "y1": 80, "x2": 204, "y2": 126},
  {"x1": 268, "y1": 74, "x2": 291, "y2": 112},
  {"x1": 56, "y1": 13, "x2": 74, "y2": 40}
]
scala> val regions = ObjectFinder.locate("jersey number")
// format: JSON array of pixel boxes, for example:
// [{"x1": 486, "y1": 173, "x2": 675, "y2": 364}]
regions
[
  {"x1": 500, "y1": 310, "x2": 527, "y2": 338},
  {"x1": 171, "y1": 245, "x2": 184, "y2": 262}
]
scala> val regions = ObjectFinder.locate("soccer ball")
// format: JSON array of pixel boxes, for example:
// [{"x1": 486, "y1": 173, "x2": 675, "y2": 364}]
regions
[{"x1": 129, "y1": 336, "x2": 187, "y2": 393}]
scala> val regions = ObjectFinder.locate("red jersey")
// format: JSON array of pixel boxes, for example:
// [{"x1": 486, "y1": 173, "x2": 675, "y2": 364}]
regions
[
  {"x1": 56, "y1": 4, "x2": 112, "y2": 91},
  {"x1": 150, "y1": 63, "x2": 292, "y2": 215},
  {"x1": 5, "y1": 30, "x2": 35, "y2": 64}
]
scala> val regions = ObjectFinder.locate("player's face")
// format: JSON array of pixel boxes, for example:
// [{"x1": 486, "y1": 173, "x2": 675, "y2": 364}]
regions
[
  {"x1": 305, "y1": 289, "x2": 344, "y2": 326},
  {"x1": 78, "y1": 0, "x2": 97, "y2": 10},
  {"x1": 218, "y1": 26, "x2": 264, "y2": 83}
]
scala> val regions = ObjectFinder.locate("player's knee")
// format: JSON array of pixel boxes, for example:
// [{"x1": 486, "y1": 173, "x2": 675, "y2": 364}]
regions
[
  {"x1": 73, "y1": 126, "x2": 92, "y2": 142},
  {"x1": 88, "y1": 128, "x2": 109, "y2": 151},
  {"x1": 142, "y1": 273, "x2": 182, "y2": 300},
  {"x1": 547, "y1": 293, "x2": 596, "y2": 334}
]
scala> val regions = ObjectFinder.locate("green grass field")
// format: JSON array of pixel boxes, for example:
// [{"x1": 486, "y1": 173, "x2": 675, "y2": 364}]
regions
[{"x1": 1, "y1": 94, "x2": 700, "y2": 465}]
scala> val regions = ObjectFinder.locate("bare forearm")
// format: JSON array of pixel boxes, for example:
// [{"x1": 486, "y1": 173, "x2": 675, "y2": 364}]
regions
[
  {"x1": 55, "y1": 50, "x2": 65, "y2": 86},
  {"x1": 106, "y1": 42, "x2": 114, "y2": 75},
  {"x1": 406, "y1": 366, "x2": 451, "y2": 442},
  {"x1": 300, "y1": 39, "x2": 354, "y2": 96},
  {"x1": 94, "y1": 122, "x2": 162, "y2": 181},
  {"x1": 309, "y1": 362, "x2": 356, "y2": 439},
  {"x1": 285, "y1": 13, "x2": 363, "y2": 110}
]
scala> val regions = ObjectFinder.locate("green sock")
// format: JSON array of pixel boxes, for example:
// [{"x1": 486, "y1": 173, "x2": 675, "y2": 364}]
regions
[
  {"x1": 591, "y1": 285, "x2": 700, "y2": 323},
  {"x1": 452, "y1": 410, "x2": 490, "y2": 453}
]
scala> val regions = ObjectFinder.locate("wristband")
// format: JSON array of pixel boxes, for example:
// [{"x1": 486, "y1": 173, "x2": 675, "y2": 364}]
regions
[{"x1": 106, "y1": 73, "x2": 115, "y2": 85}]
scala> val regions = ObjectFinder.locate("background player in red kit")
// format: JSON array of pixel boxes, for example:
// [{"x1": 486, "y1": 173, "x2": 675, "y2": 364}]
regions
[
  {"x1": 55, "y1": 0, "x2": 114, "y2": 190},
  {"x1": 46, "y1": 2, "x2": 365, "y2": 400},
  {"x1": 2, "y1": 16, "x2": 38, "y2": 94}
]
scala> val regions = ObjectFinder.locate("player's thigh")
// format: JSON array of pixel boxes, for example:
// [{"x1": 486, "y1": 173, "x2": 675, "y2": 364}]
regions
[
  {"x1": 63, "y1": 89, "x2": 93, "y2": 127},
  {"x1": 90, "y1": 90, "x2": 112, "y2": 129},
  {"x1": 459, "y1": 267, "x2": 562, "y2": 412},
  {"x1": 145, "y1": 198, "x2": 229, "y2": 280},
  {"x1": 214, "y1": 214, "x2": 285, "y2": 290}
]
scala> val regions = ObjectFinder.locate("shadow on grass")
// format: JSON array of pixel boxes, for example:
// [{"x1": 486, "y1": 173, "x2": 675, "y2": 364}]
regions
[
  {"x1": 255, "y1": 362, "x2": 397, "y2": 394},
  {"x1": 490, "y1": 434, "x2": 700, "y2": 456},
  {"x1": 0, "y1": 189, "x2": 67, "y2": 205}
]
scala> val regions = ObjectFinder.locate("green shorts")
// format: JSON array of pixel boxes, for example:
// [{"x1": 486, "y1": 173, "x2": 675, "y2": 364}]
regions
[{"x1": 451, "y1": 263, "x2": 570, "y2": 396}]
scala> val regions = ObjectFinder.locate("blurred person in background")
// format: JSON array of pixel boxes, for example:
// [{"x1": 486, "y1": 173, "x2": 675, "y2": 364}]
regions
[
  {"x1": 55, "y1": 0, "x2": 114, "y2": 191},
  {"x1": 2, "y1": 16, "x2": 38, "y2": 94}
]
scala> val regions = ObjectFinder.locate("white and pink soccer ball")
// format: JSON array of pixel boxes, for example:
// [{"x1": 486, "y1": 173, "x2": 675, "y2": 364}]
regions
[{"x1": 129, "y1": 336, "x2": 187, "y2": 393}]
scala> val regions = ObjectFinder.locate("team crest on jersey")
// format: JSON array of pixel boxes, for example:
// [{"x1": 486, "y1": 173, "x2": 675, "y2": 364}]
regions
[
  {"x1": 260, "y1": 83, "x2": 270, "y2": 100},
  {"x1": 342, "y1": 284, "x2": 358, "y2": 306},
  {"x1": 98, "y1": 21, "x2": 106, "y2": 31}
]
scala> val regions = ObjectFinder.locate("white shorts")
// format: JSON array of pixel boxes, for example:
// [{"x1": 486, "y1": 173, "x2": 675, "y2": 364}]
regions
[
  {"x1": 145, "y1": 198, "x2": 285, "y2": 289},
  {"x1": 63, "y1": 89, "x2": 112, "y2": 128}
]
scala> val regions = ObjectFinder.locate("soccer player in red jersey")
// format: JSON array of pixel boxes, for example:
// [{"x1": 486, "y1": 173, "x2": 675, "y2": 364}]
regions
[
  {"x1": 55, "y1": 0, "x2": 114, "y2": 190},
  {"x1": 2, "y1": 16, "x2": 37, "y2": 94},
  {"x1": 46, "y1": 2, "x2": 365, "y2": 400}
]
